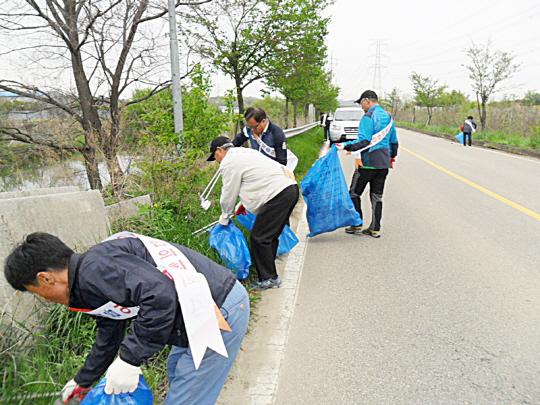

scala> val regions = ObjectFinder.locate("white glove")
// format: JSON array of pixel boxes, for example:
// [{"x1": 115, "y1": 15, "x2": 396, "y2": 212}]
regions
[
  {"x1": 61, "y1": 379, "x2": 79, "y2": 402},
  {"x1": 218, "y1": 214, "x2": 230, "y2": 226},
  {"x1": 335, "y1": 143, "x2": 345, "y2": 150},
  {"x1": 104, "y1": 357, "x2": 141, "y2": 395}
]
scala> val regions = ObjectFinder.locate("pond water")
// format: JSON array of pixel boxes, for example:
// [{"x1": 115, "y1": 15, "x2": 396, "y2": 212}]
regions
[{"x1": 0, "y1": 156, "x2": 138, "y2": 192}]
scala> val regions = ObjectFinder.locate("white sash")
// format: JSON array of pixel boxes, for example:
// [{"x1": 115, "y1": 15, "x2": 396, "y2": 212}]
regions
[
  {"x1": 77, "y1": 232, "x2": 228, "y2": 369},
  {"x1": 464, "y1": 120, "x2": 476, "y2": 133},
  {"x1": 244, "y1": 127, "x2": 299, "y2": 172},
  {"x1": 353, "y1": 119, "x2": 394, "y2": 159}
]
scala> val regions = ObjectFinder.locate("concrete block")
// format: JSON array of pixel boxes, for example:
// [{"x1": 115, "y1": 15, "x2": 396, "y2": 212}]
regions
[
  {"x1": 0, "y1": 186, "x2": 82, "y2": 200},
  {"x1": 0, "y1": 190, "x2": 110, "y2": 327},
  {"x1": 106, "y1": 194, "x2": 152, "y2": 222}
]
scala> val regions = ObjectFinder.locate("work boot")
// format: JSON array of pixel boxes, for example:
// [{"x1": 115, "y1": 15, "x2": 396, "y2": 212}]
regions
[
  {"x1": 362, "y1": 228, "x2": 381, "y2": 238},
  {"x1": 251, "y1": 276, "x2": 282, "y2": 290},
  {"x1": 345, "y1": 225, "x2": 363, "y2": 235}
]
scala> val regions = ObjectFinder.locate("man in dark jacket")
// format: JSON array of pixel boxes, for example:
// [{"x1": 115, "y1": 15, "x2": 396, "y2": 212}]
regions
[
  {"x1": 319, "y1": 112, "x2": 332, "y2": 141},
  {"x1": 232, "y1": 107, "x2": 288, "y2": 166},
  {"x1": 463, "y1": 115, "x2": 477, "y2": 146},
  {"x1": 336, "y1": 90, "x2": 399, "y2": 238},
  {"x1": 4, "y1": 232, "x2": 249, "y2": 405}
]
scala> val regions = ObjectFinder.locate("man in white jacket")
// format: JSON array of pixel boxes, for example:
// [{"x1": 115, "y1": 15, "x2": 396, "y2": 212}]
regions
[{"x1": 207, "y1": 137, "x2": 299, "y2": 290}]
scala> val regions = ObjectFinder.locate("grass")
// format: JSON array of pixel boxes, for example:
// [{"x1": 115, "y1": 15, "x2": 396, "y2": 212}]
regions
[
  {"x1": 0, "y1": 125, "x2": 324, "y2": 404},
  {"x1": 397, "y1": 121, "x2": 540, "y2": 150}
]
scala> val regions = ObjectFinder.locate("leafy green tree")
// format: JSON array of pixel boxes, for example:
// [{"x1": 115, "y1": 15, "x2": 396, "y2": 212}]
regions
[
  {"x1": 521, "y1": 91, "x2": 540, "y2": 106},
  {"x1": 126, "y1": 65, "x2": 231, "y2": 151},
  {"x1": 381, "y1": 88, "x2": 405, "y2": 120},
  {"x1": 438, "y1": 90, "x2": 470, "y2": 107},
  {"x1": 464, "y1": 40, "x2": 520, "y2": 130},
  {"x1": 410, "y1": 73, "x2": 447, "y2": 125},
  {"x1": 179, "y1": 0, "x2": 332, "y2": 126}
]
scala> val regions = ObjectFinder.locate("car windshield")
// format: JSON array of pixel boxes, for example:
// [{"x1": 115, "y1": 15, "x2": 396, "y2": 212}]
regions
[{"x1": 334, "y1": 110, "x2": 363, "y2": 121}]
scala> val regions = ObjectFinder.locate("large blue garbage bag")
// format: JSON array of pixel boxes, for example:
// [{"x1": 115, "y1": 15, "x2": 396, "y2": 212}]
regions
[
  {"x1": 455, "y1": 132, "x2": 465, "y2": 144},
  {"x1": 209, "y1": 222, "x2": 251, "y2": 280},
  {"x1": 81, "y1": 376, "x2": 152, "y2": 405},
  {"x1": 300, "y1": 145, "x2": 362, "y2": 237},
  {"x1": 235, "y1": 211, "x2": 299, "y2": 256}
]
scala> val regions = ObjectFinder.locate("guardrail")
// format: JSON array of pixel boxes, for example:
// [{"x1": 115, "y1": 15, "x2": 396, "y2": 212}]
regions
[{"x1": 284, "y1": 122, "x2": 318, "y2": 138}]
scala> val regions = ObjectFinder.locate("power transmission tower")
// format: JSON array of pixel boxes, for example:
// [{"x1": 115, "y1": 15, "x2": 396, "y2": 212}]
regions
[
  {"x1": 329, "y1": 53, "x2": 338, "y2": 86},
  {"x1": 368, "y1": 40, "x2": 387, "y2": 96}
]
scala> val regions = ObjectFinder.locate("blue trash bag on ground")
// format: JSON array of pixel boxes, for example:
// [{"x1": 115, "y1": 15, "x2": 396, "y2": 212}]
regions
[
  {"x1": 209, "y1": 221, "x2": 251, "y2": 280},
  {"x1": 235, "y1": 211, "x2": 299, "y2": 256},
  {"x1": 300, "y1": 145, "x2": 362, "y2": 237},
  {"x1": 81, "y1": 376, "x2": 152, "y2": 405},
  {"x1": 455, "y1": 132, "x2": 465, "y2": 144}
]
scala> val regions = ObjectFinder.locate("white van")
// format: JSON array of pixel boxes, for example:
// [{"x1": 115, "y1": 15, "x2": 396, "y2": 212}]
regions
[{"x1": 329, "y1": 107, "x2": 364, "y2": 143}]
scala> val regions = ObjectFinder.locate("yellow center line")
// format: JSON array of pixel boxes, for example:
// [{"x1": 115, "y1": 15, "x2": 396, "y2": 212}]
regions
[{"x1": 402, "y1": 146, "x2": 540, "y2": 222}]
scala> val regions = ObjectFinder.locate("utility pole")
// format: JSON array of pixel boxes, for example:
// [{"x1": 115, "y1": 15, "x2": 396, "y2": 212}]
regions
[{"x1": 168, "y1": 0, "x2": 184, "y2": 146}]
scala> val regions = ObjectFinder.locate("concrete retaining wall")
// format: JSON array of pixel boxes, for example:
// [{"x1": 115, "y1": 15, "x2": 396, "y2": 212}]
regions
[{"x1": 0, "y1": 188, "x2": 110, "y2": 326}]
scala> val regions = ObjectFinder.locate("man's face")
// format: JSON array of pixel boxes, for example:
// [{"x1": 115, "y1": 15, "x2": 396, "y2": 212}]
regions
[
  {"x1": 360, "y1": 98, "x2": 370, "y2": 112},
  {"x1": 246, "y1": 117, "x2": 266, "y2": 136},
  {"x1": 215, "y1": 147, "x2": 228, "y2": 163},
  {"x1": 25, "y1": 271, "x2": 70, "y2": 305}
]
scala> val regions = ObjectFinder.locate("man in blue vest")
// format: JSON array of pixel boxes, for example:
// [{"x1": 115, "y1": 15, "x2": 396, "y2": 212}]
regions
[
  {"x1": 232, "y1": 107, "x2": 288, "y2": 166},
  {"x1": 336, "y1": 90, "x2": 399, "y2": 238}
]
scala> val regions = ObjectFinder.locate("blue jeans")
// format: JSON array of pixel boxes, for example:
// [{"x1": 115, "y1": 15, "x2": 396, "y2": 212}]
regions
[{"x1": 164, "y1": 281, "x2": 250, "y2": 405}]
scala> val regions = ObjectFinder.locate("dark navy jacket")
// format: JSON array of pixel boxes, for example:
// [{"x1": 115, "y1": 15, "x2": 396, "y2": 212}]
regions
[
  {"x1": 69, "y1": 238, "x2": 236, "y2": 387},
  {"x1": 232, "y1": 120, "x2": 288, "y2": 166},
  {"x1": 343, "y1": 105, "x2": 398, "y2": 169}
]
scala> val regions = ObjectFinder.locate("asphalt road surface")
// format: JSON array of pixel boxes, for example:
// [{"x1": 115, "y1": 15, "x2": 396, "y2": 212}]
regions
[{"x1": 274, "y1": 128, "x2": 540, "y2": 404}]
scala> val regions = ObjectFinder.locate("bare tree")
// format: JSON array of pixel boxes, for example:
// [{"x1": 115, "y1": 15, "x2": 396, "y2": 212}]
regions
[
  {"x1": 0, "y1": 0, "x2": 209, "y2": 193},
  {"x1": 464, "y1": 40, "x2": 520, "y2": 130}
]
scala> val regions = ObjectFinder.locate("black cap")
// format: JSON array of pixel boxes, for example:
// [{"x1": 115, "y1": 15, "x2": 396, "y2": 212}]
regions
[
  {"x1": 207, "y1": 136, "x2": 232, "y2": 161},
  {"x1": 354, "y1": 90, "x2": 378, "y2": 104}
]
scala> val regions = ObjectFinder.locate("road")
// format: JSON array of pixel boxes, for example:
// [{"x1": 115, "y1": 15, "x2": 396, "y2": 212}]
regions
[{"x1": 274, "y1": 128, "x2": 540, "y2": 404}]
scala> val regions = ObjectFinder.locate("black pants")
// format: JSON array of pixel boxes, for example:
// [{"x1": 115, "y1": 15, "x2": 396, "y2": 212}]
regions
[
  {"x1": 349, "y1": 168, "x2": 389, "y2": 232},
  {"x1": 251, "y1": 184, "x2": 299, "y2": 281},
  {"x1": 463, "y1": 132, "x2": 472, "y2": 146},
  {"x1": 323, "y1": 127, "x2": 330, "y2": 140}
]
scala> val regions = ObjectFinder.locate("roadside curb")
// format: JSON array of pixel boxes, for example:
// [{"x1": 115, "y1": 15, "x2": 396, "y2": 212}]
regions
[
  {"x1": 216, "y1": 141, "x2": 329, "y2": 405},
  {"x1": 396, "y1": 125, "x2": 540, "y2": 159}
]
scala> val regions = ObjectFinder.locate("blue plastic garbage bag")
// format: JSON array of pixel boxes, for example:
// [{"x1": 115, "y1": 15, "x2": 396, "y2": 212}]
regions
[
  {"x1": 209, "y1": 222, "x2": 251, "y2": 280},
  {"x1": 300, "y1": 145, "x2": 362, "y2": 237},
  {"x1": 81, "y1": 376, "x2": 152, "y2": 405},
  {"x1": 455, "y1": 132, "x2": 465, "y2": 144},
  {"x1": 235, "y1": 211, "x2": 299, "y2": 256}
]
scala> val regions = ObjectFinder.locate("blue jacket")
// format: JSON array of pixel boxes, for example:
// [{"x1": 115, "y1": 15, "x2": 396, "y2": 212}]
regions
[
  {"x1": 343, "y1": 104, "x2": 398, "y2": 169},
  {"x1": 232, "y1": 120, "x2": 288, "y2": 165}
]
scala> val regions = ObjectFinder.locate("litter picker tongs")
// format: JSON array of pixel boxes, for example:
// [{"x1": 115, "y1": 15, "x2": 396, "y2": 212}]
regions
[{"x1": 199, "y1": 170, "x2": 221, "y2": 211}]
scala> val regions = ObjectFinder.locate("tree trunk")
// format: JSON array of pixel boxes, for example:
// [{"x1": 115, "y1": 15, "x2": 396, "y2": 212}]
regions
[
  {"x1": 236, "y1": 81, "x2": 245, "y2": 129},
  {"x1": 293, "y1": 101, "x2": 298, "y2": 128},
  {"x1": 426, "y1": 107, "x2": 433, "y2": 125},
  {"x1": 481, "y1": 97, "x2": 487, "y2": 130},
  {"x1": 475, "y1": 93, "x2": 483, "y2": 130},
  {"x1": 412, "y1": 106, "x2": 416, "y2": 123},
  {"x1": 285, "y1": 97, "x2": 290, "y2": 129},
  {"x1": 82, "y1": 146, "x2": 103, "y2": 190},
  {"x1": 106, "y1": 105, "x2": 126, "y2": 196}
]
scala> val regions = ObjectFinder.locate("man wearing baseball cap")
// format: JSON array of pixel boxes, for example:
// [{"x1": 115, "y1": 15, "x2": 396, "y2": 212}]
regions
[
  {"x1": 335, "y1": 90, "x2": 399, "y2": 238},
  {"x1": 207, "y1": 137, "x2": 298, "y2": 290}
]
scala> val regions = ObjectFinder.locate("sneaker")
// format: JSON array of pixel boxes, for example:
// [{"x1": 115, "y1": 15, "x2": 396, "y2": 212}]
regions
[
  {"x1": 362, "y1": 228, "x2": 381, "y2": 238},
  {"x1": 345, "y1": 225, "x2": 363, "y2": 235},
  {"x1": 251, "y1": 276, "x2": 282, "y2": 290}
]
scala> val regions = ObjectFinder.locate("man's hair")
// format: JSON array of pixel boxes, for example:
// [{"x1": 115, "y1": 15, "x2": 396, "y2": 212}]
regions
[
  {"x1": 244, "y1": 107, "x2": 267, "y2": 123},
  {"x1": 4, "y1": 232, "x2": 74, "y2": 291},
  {"x1": 467, "y1": 115, "x2": 474, "y2": 119}
]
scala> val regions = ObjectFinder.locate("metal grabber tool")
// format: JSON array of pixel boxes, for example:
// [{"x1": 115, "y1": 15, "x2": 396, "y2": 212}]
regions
[{"x1": 199, "y1": 170, "x2": 221, "y2": 211}]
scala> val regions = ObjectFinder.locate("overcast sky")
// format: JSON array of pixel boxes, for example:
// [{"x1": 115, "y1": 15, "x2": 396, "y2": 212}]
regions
[{"x1": 219, "y1": 0, "x2": 540, "y2": 102}]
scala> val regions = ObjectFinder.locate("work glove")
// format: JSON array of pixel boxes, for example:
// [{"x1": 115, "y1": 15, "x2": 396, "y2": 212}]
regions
[
  {"x1": 390, "y1": 158, "x2": 396, "y2": 169},
  {"x1": 335, "y1": 143, "x2": 345, "y2": 150},
  {"x1": 234, "y1": 203, "x2": 247, "y2": 216},
  {"x1": 61, "y1": 379, "x2": 91, "y2": 403},
  {"x1": 104, "y1": 357, "x2": 141, "y2": 395},
  {"x1": 218, "y1": 214, "x2": 230, "y2": 226}
]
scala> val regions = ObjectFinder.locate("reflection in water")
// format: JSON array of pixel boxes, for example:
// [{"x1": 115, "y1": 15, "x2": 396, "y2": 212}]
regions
[{"x1": 0, "y1": 156, "x2": 138, "y2": 192}]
